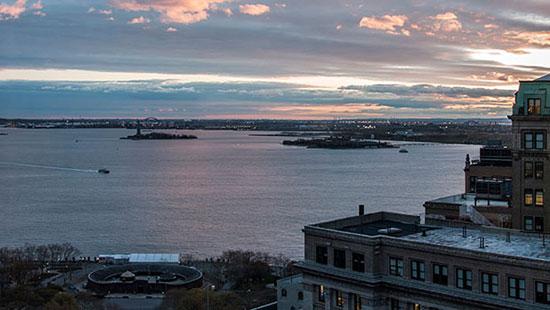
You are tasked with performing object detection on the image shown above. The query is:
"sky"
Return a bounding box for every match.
[1,0,550,119]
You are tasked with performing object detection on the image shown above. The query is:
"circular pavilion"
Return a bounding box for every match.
[87,264,203,295]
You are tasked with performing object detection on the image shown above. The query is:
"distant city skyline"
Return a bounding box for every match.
[1,0,549,119]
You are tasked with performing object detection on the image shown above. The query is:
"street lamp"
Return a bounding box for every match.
[205,284,215,310]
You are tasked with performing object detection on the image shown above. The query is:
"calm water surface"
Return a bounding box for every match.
[0,129,479,259]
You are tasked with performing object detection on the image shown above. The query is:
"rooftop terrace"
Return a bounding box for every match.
[427,193,509,208]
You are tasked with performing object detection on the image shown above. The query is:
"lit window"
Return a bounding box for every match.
[353,294,361,310]
[508,277,525,300]
[318,285,325,302]
[481,272,499,295]
[536,190,544,207]
[525,189,534,206]
[528,98,542,115]
[335,290,344,307]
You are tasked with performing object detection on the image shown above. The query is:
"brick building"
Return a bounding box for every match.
[296,211,550,310]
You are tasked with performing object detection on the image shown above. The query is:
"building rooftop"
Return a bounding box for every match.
[427,193,509,208]
[309,212,550,263]
[535,73,550,81]
[402,226,550,262]
[339,220,429,237]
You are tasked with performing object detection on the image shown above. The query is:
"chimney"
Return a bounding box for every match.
[358,204,365,216]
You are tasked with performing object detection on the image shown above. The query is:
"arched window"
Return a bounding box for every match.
[298,291,304,300]
[281,288,287,297]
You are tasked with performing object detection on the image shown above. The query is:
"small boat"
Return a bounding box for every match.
[98,169,110,174]
[399,148,409,153]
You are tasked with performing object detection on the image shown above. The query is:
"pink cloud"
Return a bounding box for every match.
[359,15,408,35]
[30,0,41,10]
[503,31,550,48]
[0,0,26,20]
[128,16,150,24]
[431,12,462,32]
[239,4,270,16]
[112,0,229,24]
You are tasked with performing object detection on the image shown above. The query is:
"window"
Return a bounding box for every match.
[525,133,534,149]
[536,190,544,207]
[476,181,488,194]
[525,216,534,231]
[525,162,534,178]
[316,246,328,265]
[508,277,525,300]
[433,264,448,285]
[281,289,287,297]
[535,217,544,232]
[481,272,499,295]
[353,294,361,310]
[298,291,303,300]
[525,189,534,206]
[389,257,403,277]
[489,182,501,195]
[528,98,542,115]
[469,176,476,193]
[333,249,346,269]
[456,268,472,290]
[352,252,365,272]
[390,298,401,310]
[335,290,344,307]
[536,133,545,150]
[524,132,545,149]
[318,285,325,302]
[536,281,550,304]
[411,260,425,281]
[536,162,544,179]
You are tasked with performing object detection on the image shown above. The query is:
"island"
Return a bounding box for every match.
[121,131,197,140]
[282,136,397,149]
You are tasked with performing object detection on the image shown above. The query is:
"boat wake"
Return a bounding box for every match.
[0,162,98,173]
